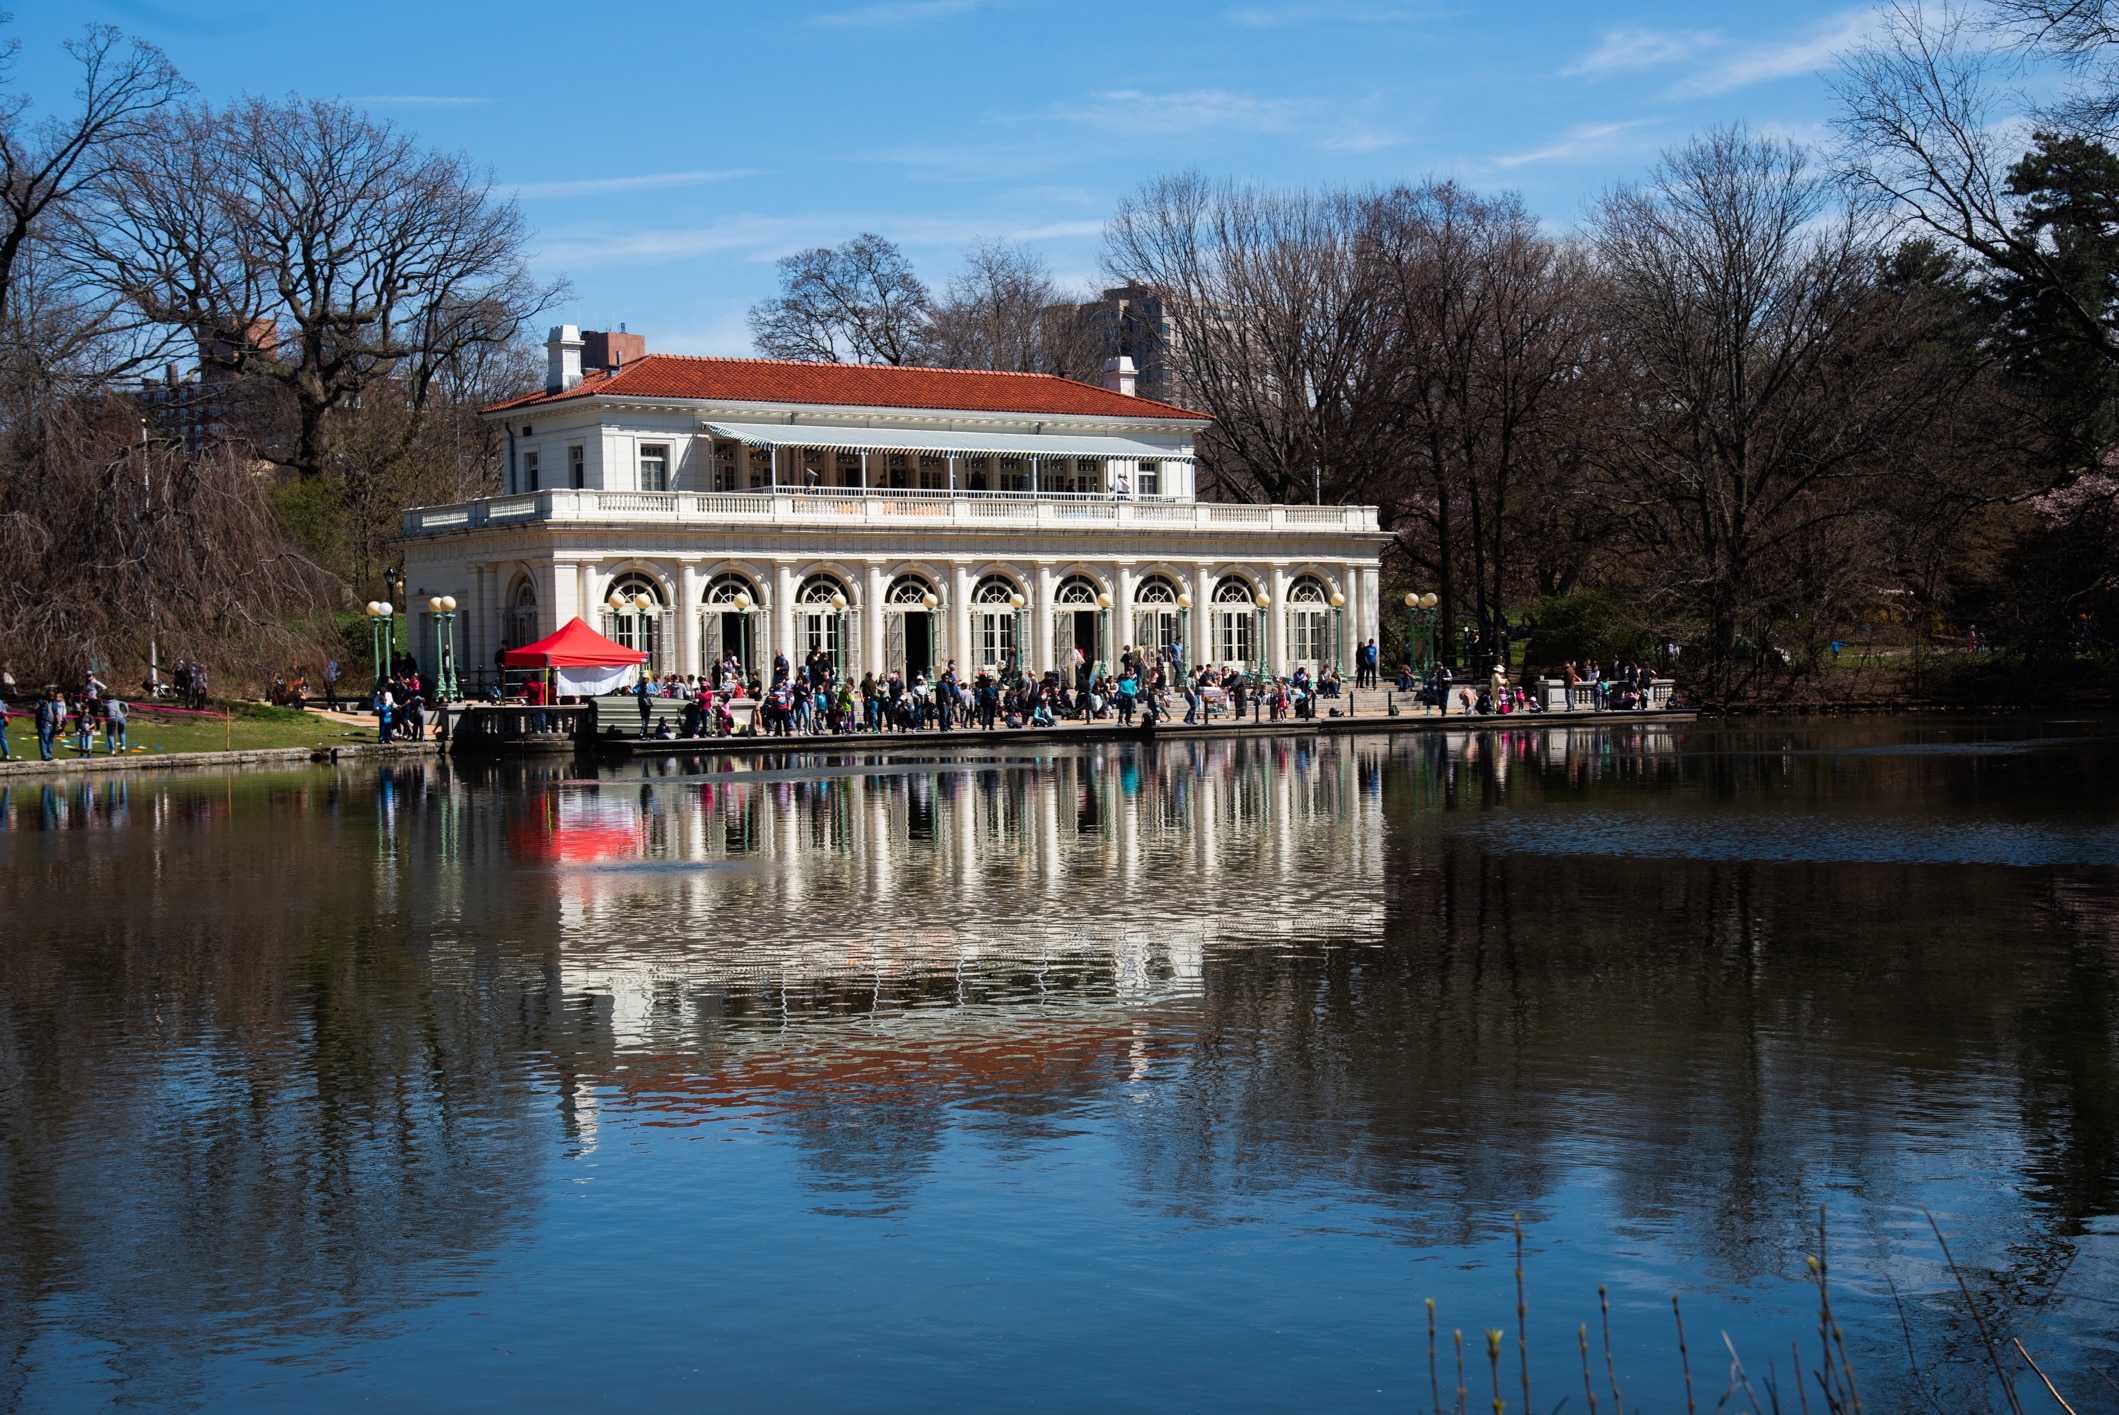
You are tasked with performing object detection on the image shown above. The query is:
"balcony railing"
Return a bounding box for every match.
[401,488,1382,537]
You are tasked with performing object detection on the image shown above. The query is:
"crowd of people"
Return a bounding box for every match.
[0,671,131,761]
[1389,658,1671,715]
[598,644,1374,741]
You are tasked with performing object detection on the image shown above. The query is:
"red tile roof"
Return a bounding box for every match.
[482,354,1208,423]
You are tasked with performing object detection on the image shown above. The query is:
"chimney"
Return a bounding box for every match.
[1102,355,1137,397]
[546,324,584,394]
[581,328,646,373]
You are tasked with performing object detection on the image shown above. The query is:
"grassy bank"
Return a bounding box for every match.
[0,702,373,759]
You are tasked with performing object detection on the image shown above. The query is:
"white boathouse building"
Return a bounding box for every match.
[397,326,1387,687]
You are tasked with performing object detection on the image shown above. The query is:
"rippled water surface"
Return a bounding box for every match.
[2,716,2117,1412]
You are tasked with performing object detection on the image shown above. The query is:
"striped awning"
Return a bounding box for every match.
[700,421,1192,462]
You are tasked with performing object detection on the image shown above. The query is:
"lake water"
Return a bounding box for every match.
[1,717,2115,1412]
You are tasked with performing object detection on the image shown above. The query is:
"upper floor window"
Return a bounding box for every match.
[522,449,540,493]
[568,444,585,488]
[639,443,669,492]
[1138,460,1161,496]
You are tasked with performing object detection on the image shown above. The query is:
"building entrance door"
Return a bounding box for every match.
[904,614,932,678]
[1072,610,1099,675]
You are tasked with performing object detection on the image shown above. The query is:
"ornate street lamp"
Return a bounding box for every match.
[830,591,848,678]
[365,600,394,687]
[921,591,939,678]
[1094,591,1112,676]
[1402,591,1441,676]
[427,595,459,701]
[1176,591,1192,678]
[1330,590,1346,676]
[1008,592,1025,676]
[1253,592,1271,683]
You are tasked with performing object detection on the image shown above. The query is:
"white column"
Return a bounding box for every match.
[864,563,887,676]
[1191,562,1213,668]
[546,561,575,638]
[1034,563,1056,674]
[950,563,972,675]
[772,561,795,675]
[1268,564,1288,677]
[1115,564,1135,662]
[679,562,704,676]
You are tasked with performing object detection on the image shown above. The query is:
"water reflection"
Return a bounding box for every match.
[0,720,2111,1409]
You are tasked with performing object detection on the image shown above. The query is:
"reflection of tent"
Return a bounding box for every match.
[501,617,647,696]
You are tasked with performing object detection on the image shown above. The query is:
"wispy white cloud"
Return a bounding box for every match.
[1490,120,1658,170]
[1564,27,1719,78]
[1322,125,1408,153]
[1671,10,1876,96]
[1062,88,1304,134]
[1225,1,1422,26]
[350,94,493,107]
[810,0,987,27]
[537,211,1099,270]
[511,170,760,199]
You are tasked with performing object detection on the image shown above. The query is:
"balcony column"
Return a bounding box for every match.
[772,561,795,676]
[950,563,972,676]
[1034,563,1056,675]
[864,563,887,677]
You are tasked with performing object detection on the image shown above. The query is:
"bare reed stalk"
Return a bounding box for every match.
[1922,1206,2024,1415]
[1429,1298,1441,1415]
[1600,1284,1625,1415]
[1514,1214,1531,1415]
[1672,1294,1697,1414]
[1793,1339,1812,1415]
[2013,1339,2078,1415]
[1456,1327,1467,1415]
[1580,1324,1598,1415]
[1486,1328,1505,1414]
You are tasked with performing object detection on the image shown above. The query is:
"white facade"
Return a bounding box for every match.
[399,348,1387,689]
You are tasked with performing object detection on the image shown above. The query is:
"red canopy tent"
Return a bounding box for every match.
[500,617,646,698]
[501,617,647,668]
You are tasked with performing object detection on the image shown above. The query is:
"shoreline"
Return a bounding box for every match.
[0,707,1698,782]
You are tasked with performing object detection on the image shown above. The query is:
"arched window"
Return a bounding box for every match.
[505,576,538,649]
[1054,574,1102,606]
[800,574,849,605]
[972,574,1023,671]
[1287,575,1334,674]
[1213,575,1259,669]
[703,572,758,607]
[603,572,666,671]
[888,573,938,605]
[1132,575,1183,662]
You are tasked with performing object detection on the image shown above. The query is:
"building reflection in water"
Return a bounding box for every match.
[0,720,2111,1408]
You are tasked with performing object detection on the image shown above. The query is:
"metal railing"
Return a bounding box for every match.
[403,489,1382,536]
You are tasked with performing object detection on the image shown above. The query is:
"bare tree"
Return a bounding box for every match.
[748,233,930,365]
[1104,172,1386,505]
[1838,2,2119,370]
[0,21,184,335]
[1589,127,1957,694]
[66,95,560,482]
[1365,181,1591,665]
[927,240,1107,380]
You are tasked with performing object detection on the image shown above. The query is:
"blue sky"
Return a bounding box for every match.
[24,1,1907,355]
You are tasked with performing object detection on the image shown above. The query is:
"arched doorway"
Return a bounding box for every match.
[972,574,1022,673]
[885,573,939,678]
[1053,574,1104,678]
[1287,575,1332,675]
[700,572,759,678]
[1214,576,1258,671]
[602,572,668,674]
[798,574,852,677]
[1132,575,1182,665]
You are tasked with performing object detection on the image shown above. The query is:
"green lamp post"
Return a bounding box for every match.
[365,600,394,687]
[426,595,459,700]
